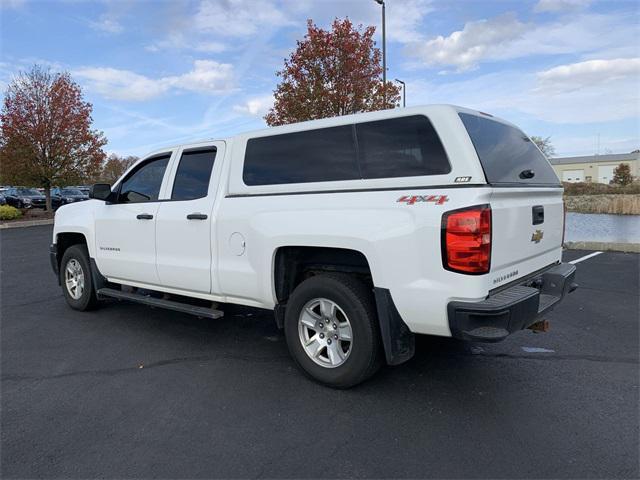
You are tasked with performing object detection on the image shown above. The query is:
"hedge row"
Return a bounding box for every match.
[564,194,640,215]
[562,182,640,196]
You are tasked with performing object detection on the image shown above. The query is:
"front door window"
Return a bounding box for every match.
[118,155,170,203]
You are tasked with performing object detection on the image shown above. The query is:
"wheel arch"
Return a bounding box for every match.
[54,231,89,271]
[272,246,373,306]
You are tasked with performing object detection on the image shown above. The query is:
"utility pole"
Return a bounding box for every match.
[395,79,405,107]
[374,0,386,105]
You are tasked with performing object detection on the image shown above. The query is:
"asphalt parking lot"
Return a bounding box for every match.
[1,225,638,479]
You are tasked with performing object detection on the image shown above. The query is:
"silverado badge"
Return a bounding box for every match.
[531,230,544,244]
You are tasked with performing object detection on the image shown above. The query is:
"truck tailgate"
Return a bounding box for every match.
[489,187,564,284]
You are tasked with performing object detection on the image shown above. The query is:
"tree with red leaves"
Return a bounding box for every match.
[0,65,106,210]
[100,153,138,184]
[265,18,401,127]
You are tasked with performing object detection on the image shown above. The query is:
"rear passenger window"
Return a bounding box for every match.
[171,148,217,200]
[355,115,450,179]
[243,125,359,185]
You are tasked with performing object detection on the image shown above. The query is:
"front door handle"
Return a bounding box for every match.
[186,213,208,220]
[136,213,154,220]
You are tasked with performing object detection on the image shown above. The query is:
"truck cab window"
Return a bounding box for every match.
[118,155,170,203]
[171,149,217,201]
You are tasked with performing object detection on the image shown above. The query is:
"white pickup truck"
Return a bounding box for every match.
[50,105,577,387]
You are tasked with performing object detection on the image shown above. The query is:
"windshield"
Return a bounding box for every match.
[17,188,41,195]
[459,113,560,186]
[61,189,83,195]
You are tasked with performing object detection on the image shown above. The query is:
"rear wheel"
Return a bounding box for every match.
[60,244,98,311]
[284,274,382,388]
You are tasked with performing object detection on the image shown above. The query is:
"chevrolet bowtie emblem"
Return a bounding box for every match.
[531,230,544,243]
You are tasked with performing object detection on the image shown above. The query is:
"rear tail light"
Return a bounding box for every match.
[442,205,491,274]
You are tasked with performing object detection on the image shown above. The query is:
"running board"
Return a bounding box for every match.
[97,288,224,319]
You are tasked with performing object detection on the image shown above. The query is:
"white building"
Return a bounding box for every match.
[550,152,639,184]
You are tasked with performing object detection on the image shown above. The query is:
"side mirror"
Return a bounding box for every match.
[89,183,112,201]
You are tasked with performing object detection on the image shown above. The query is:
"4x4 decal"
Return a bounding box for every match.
[397,195,449,205]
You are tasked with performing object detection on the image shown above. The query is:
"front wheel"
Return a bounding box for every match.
[284,274,383,388]
[59,244,98,311]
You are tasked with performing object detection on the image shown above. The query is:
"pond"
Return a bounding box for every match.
[565,213,640,244]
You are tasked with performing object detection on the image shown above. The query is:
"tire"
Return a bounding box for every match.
[284,274,383,388]
[59,244,98,311]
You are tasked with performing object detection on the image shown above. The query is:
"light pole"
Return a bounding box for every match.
[374,0,386,105]
[395,78,405,107]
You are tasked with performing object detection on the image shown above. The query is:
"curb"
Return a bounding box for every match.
[565,241,640,253]
[0,218,54,230]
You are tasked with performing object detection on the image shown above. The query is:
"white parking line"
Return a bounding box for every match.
[522,346,555,353]
[569,251,603,265]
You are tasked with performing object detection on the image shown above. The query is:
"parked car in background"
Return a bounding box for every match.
[0,187,8,206]
[4,187,46,209]
[52,187,89,207]
[67,185,91,196]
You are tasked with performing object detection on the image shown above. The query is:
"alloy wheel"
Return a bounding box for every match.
[298,298,353,368]
[64,259,85,300]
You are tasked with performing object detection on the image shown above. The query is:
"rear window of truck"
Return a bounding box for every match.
[459,113,560,186]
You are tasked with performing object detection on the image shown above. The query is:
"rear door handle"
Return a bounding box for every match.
[186,213,208,220]
[136,213,154,220]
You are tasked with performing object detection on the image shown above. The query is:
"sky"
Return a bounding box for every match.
[1,0,639,158]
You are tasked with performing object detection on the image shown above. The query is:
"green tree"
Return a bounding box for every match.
[612,163,633,186]
[265,18,401,126]
[531,136,556,158]
[0,65,106,210]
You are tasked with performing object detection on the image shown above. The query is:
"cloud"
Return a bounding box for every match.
[406,56,640,125]
[408,11,637,72]
[194,0,291,37]
[145,0,289,55]
[75,60,235,101]
[193,41,227,53]
[1,0,26,8]
[233,94,274,116]
[408,13,527,71]
[534,0,592,13]
[536,58,640,94]
[89,15,124,34]
[385,0,434,43]
[288,0,433,44]
[145,32,227,54]
[74,68,168,101]
[498,13,636,59]
[171,60,235,93]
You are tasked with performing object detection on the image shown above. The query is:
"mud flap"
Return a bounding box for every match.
[373,287,415,365]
